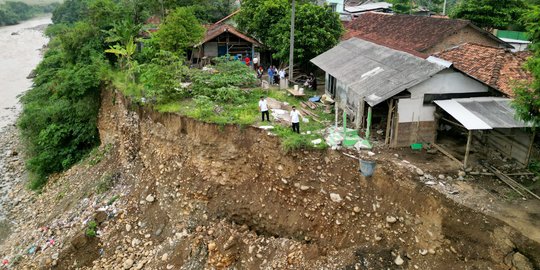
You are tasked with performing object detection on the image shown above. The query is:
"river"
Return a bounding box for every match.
[0,15,51,129]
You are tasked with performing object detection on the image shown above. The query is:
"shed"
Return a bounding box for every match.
[434,97,533,166]
[311,38,491,147]
[192,23,262,65]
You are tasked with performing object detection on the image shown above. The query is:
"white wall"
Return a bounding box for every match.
[398,69,489,123]
[325,0,345,13]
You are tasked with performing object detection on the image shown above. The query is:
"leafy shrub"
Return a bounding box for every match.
[140,50,189,103]
[85,220,98,237]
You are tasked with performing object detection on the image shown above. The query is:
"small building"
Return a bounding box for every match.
[311,38,493,147]
[192,22,262,66]
[496,30,531,52]
[343,12,512,54]
[435,43,532,97]
[345,2,393,15]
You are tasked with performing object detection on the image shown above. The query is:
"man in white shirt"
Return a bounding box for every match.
[253,57,259,70]
[259,96,270,122]
[290,106,302,133]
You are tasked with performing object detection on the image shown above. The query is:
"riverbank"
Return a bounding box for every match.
[0,124,30,244]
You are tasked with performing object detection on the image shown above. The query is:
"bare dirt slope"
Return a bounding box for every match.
[0,88,539,269]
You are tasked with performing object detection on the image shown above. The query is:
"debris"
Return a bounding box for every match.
[145,194,155,202]
[330,193,342,203]
[394,254,404,265]
[386,216,397,224]
[311,139,322,145]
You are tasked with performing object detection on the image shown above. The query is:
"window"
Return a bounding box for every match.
[330,3,337,12]
[328,74,337,97]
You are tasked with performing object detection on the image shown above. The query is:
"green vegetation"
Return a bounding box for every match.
[154,7,205,56]
[0,1,58,26]
[85,220,98,237]
[450,0,527,30]
[237,0,343,67]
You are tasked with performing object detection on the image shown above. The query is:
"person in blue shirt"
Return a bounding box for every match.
[267,66,274,85]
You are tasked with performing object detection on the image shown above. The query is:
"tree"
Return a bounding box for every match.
[513,6,540,127]
[389,0,414,14]
[154,7,205,55]
[450,0,527,30]
[268,3,343,67]
[237,1,343,67]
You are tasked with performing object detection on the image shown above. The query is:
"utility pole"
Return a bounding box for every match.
[288,0,296,84]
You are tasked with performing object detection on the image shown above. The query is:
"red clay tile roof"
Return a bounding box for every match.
[343,12,509,53]
[435,43,532,97]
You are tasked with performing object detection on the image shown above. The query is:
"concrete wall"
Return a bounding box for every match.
[398,69,489,123]
[426,26,502,54]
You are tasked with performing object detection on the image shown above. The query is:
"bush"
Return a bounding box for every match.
[140,51,189,103]
[85,220,98,237]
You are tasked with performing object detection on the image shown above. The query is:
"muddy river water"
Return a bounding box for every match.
[0,15,51,129]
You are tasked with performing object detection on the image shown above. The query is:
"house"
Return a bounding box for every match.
[435,43,532,97]
[496,30,531,52]
[320,0,345,13]
[344,2,393,15]
[311,38,493,147]
[343,12,512,55]
[192,21,262,66]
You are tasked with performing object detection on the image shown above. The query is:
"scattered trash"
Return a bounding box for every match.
[258,126,274,130]
[308,96,321,102]
[27,245,37,255]
[311,139,322,145]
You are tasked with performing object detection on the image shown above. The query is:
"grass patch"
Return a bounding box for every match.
[85,220,98,237]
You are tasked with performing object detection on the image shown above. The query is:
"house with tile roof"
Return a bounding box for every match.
[435,43,532,97]
[343,12,512,55]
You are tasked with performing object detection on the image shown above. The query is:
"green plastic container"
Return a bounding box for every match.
[411,143,422,150]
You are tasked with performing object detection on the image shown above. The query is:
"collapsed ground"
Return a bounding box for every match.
[0,89,538,269]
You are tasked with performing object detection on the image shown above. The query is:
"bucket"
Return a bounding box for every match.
[411,143,422,151]
[360,160,376,177]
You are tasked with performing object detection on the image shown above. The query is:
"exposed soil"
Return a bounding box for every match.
[0,88,539,269]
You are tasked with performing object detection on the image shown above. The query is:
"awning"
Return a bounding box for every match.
[434,97,530,130]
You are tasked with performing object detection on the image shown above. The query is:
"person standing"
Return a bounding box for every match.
[253,56,259,70]
[290,106,302,133]
[259,96,270,122]
[245,55,251,67]
[257,66,264,81]
[267,66,274,85]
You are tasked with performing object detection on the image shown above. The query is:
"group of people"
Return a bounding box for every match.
[256,66,287,85]
[258,96,302,133]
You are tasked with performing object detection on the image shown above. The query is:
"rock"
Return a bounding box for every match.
[126,224,132,232]
[329,193,342,203]
[94,210,108,224]
[70,233,88,250]
[145,194,155,202]
[208,242,217,251]
[438,174,445,180]
[419,249,428,256]
[123,258,134,269]
[425,181,436,185]
[512,252,534,270]
[300,185,309,191]
[416,168,424,176]
[386,216,397,224]
[458,171,466,177]
[277,165,283,171]
[161,253,168,261]
[353,206,361,213]
[394,255,404,266]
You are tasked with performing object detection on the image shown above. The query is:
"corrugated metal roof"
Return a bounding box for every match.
[345,2,392,13]
[311,38,446,106]
[434,97,530,130]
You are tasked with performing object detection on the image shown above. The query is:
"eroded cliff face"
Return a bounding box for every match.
[2,87,538,269]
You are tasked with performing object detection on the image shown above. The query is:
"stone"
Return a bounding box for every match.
[126,224,132,232]
[419,249,428,256]
[300,185,309,191]
[94,211,108,224]
[458,171,466,177]
[161,253,168,261]
[123,258,134,269]
[353,206,361,213]
[394,255,404,266]
[277,165,283,171]
[416,168,424,176]
[386,216,397,224]
[329,193,342,203]
[438,174,445,180]
[145,194,155,202]
[208,242,217,251]
[512,252,534,270]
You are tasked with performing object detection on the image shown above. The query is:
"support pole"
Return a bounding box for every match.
[366,106,372,140]
[385,99,394,145]
[357,97,365,131]
[288,0,296,84]
[463,130,473,169]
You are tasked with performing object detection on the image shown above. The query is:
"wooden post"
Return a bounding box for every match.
[385,99,394,145]
[526,130,536,165]
[393,111,399,147]
[356,97,364,130]
[463,130,473,169]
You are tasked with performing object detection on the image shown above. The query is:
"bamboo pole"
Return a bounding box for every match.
[463,130,473,169]
[385,99,394,145]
